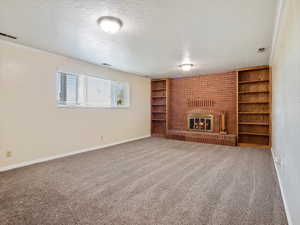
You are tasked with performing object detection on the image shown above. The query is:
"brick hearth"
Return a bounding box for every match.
[167,130,237,146]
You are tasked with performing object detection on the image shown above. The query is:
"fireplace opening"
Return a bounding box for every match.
[188,114,213,132]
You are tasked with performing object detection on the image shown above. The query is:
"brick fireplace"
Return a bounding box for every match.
[167,72,237,146]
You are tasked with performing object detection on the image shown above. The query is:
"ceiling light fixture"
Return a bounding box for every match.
[179,64,194,71]
[97,16,123,34]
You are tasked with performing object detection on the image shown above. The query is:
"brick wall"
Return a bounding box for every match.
[169,72,237,135]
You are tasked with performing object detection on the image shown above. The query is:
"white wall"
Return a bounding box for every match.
[0,40,151,169]
[271,0,300,224]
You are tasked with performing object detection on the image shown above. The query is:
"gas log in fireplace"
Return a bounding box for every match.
[188,113,214,132]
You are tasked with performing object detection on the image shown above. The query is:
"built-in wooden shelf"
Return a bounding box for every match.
[152,133,166,137]
[236,66,271,148]
[236,65,269,72]
[238,112,269,115]
[152,96,166,98]
[239,91,269,94]
[238,79,269,84]
[238,143,270,149]
[239,122,269,125]
[151,79,169,137]
[152,111,166,114]
[152,88,166,91]
[239,101,269,104]
[152,103,166,106]
[152,119,166,121]
[239,132,269,136]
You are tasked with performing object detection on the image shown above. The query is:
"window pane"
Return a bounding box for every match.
[65,75,78,104]
[77,76,85,105]
[57,72,130,108]
[58,73,78,105]
[112,81,129,107]
[86,77,111,107]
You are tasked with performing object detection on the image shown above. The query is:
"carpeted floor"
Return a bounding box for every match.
[0,137,287,225]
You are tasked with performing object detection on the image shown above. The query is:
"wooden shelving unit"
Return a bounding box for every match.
[239,122,269,125]
[152,103,166,106]
[236,66,271,148]
[151,79,170,137]
[152,111,166,113]
[239,132,270,136]
[238,91,269,94]
[238,79,269,84]
[238,112,269,115]
[239,101,269,104]
[152,96,166,98]
[152,88,166,91]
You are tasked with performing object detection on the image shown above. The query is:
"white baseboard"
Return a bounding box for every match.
[271,148,293,225]
[0,135,150,173]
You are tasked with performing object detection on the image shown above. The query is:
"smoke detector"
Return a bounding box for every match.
[101,63,112,67]
[257,47,266,53]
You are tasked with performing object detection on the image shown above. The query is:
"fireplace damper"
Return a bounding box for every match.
[188,114,214,132]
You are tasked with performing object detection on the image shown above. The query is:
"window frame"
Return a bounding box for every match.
[56,71,130,109]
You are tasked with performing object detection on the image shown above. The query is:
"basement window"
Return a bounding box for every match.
[56,72,130,108]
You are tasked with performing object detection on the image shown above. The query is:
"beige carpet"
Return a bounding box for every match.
[0,137,287,225]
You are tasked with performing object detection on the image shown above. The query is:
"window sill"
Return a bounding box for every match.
[57,104,130,109]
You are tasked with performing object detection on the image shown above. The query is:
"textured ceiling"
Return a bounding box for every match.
[0,0,277,77]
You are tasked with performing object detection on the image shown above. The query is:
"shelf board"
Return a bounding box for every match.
[152,96,166,98]
[238,143,270,149]
[236,65,269,72]
[239,122,269,126]
[238,101,269,104]
[152,111,166,114]
[152,133,166,137]
[238,79,269,84]
[152,88,166,91]
[152,79,166,82]
[239,132,269,136]
[152,104,166,106]
[152,119,166,121]
[238,90,269,94]
[238,112,269,115]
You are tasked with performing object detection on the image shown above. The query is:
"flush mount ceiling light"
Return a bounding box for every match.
[179,64,194,71]
[97,16,123,34]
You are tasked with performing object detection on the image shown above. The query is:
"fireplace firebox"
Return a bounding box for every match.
[188,114,213,132]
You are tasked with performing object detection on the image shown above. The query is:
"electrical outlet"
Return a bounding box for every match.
[100,136,103,141]
[6,151,12,158]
